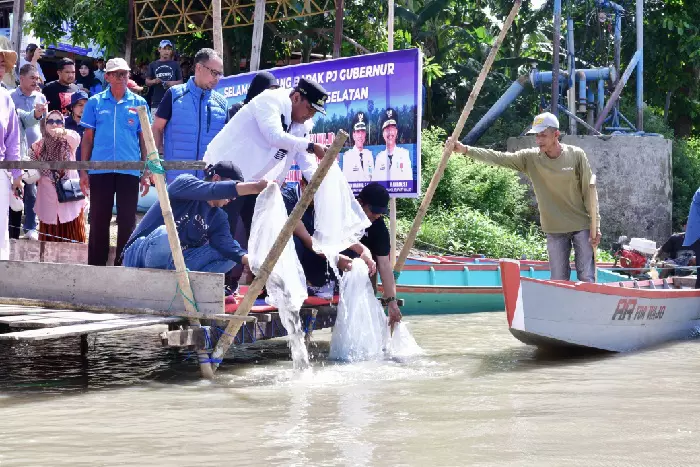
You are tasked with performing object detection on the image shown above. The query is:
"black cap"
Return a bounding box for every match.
[70,90,89,108]
[296,77,329,115]
[26,43,39,53]
[205,162,244,183]
[358,182,390,215]
[352,111,367,131]
[245,71,279,104]
[381,107,398,130]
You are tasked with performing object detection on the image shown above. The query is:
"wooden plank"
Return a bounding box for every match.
[0,161,206,170]
[0,316,183,341]
[2,312,123,329]
[0,261,224,315]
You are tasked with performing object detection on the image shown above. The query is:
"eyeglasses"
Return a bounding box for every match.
[46,118,64,125]
[199,63,223,79]
[109,71,129,78]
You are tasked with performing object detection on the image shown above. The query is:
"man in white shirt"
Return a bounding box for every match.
[18,44,45,86]
[204,77,329,236]
[373,107,412,181]
[342,111,374,182]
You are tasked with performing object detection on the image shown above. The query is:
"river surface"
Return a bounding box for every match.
[2,312,700,467]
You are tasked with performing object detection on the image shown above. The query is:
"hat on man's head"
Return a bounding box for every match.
[296,77,329,115]
[70,90,89,108]
[381,107,398,130]
[159,40,173,49]
[526,112,559,134]
[205,161,244,183]
[105,57,130,73]
[352,111,367,131]
[358,182,390,215]
[26,43,39,53]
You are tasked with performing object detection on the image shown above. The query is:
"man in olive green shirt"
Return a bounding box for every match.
[450,112,601,282]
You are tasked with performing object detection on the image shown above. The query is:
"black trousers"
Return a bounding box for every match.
[8,209,21,239]
[692,239,700,289]
[87,173,139,266]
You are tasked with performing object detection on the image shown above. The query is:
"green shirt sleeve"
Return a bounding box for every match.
[577,149,601,229]
[465,146,530,173]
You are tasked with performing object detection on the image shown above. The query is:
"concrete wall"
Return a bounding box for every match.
[506,135,673,244]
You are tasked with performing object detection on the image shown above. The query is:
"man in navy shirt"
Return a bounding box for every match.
[64,90,87,161]
[123,162,267,273]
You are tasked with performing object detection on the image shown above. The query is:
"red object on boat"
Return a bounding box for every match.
[617,249,647,275]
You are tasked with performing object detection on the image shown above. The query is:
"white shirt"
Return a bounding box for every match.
[373,146,412,181]
[342,147,374,182]
[204,87,317,184]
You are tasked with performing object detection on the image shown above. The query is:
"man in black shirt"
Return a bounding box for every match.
[652,221,696,277]
[42,58,78,115]
[282,181,401,325]
[145,40,182,118]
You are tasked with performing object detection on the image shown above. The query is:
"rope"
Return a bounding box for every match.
[143,152,165,177]
[8,224,80,243]
[167,281,200,314]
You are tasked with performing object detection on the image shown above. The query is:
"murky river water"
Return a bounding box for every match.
[2,312,700,467]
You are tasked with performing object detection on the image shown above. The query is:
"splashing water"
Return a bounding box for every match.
[329,259,423,362]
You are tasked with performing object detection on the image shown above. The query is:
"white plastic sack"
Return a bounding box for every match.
[249,183,310,369]
[312,163,371,276]
[329,258,388,361]
[386,322,424,360]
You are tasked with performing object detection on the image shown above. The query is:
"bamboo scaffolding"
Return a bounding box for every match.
[208,130,349,372]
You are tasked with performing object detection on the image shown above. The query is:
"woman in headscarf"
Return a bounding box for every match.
[76,61,103,96]
[29,110,86,243]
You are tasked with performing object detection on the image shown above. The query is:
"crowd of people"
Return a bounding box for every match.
[0,40,403,323]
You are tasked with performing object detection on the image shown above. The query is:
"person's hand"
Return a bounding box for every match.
[590,229,601,248]
[312,143,327,160]
[33,102,46,119]
[11,176,23,198]
[241,254,249,266]
[139,175,150,197]
[337,255,353,273]
[446,136,467,155]
[79,171,90,197]
[49,127,67,138]
[387,300,402,327]
[360,252,376,275]
[154,78,162,84]
[255,179,269,193]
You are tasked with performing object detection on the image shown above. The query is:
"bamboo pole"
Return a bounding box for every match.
[393,0,522,278]
[0,161,205,170]
[136,106,214,379]
[589,174,599,282]
[209,130,349,371]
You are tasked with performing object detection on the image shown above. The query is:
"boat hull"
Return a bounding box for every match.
[500,259,700,352]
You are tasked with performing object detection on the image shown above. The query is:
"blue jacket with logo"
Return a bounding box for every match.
[163,78,228,182]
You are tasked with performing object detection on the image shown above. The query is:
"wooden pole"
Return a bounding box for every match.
[393,0,522,277]
[0,161,205,170]
[388,0,397,267]
[125,0,135,65]
[212,0,224,56]
[332,0,344,58]
[589,174,599,282]
[209,130,349,371]
[136,106,214,379]
[249,0,266,71]
[10,0,25,59]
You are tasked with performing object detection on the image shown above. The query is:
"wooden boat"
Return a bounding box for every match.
[382,256,623,315]
[499,259,700,352]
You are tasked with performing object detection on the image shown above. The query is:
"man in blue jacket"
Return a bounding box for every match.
[151,47,227,183]
[122,162,267,273]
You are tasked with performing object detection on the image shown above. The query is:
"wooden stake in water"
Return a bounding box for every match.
[136,106,215,379]
[392,0,522,278]
[209,130,350,372]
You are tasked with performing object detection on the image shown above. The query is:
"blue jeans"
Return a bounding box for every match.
[123,225,236,273]
[23,183,37,233]
[546,229,595,282]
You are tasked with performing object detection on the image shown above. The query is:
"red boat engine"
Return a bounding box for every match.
[617,249,647,275]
